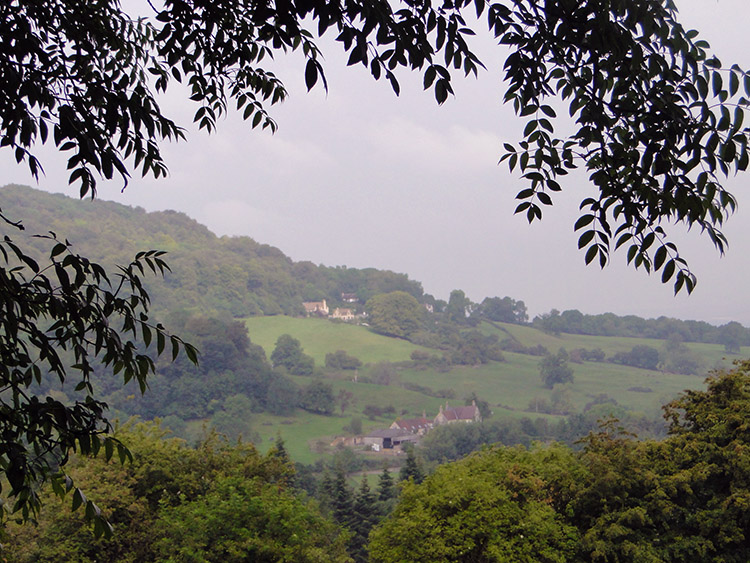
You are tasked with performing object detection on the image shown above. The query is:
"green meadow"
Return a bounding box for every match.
[244,315,424,364]
[229,316,744,462]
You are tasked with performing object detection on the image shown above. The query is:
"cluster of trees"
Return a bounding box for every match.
[326,350,363,371]
[568,347,606,363]
[365,291,426,339]
[660,337,706,376]
[32,319,348,444]
[95,316,299,428]
[271,334,316,375]
[316,466,401,562]
[2,423,350,562]
[512,340,704,377]
[426,290,529,327]
[306,264,424,309]
[606,340,704,376]
[365,291,506,365]
[609,345,660,370]
[534,308,749,350]
[371,365,750,561]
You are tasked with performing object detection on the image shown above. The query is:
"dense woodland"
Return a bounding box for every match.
[0,185,425,318]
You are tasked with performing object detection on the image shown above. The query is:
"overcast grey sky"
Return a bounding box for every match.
[3,0,750,324]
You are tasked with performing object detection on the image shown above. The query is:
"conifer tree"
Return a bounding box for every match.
[331,466,355,530]
[268,434,289,461]
[376,465,396,503]
[399,446,425,484]
[317,470,335,516]
[351,476,378,562]
[267,434,295,487]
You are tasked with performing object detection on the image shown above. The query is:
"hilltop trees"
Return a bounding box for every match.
[718,321,747,353]
[445,290,474,325]
[476,296,529,324]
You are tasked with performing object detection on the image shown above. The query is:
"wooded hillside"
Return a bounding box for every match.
[0,184,425,318]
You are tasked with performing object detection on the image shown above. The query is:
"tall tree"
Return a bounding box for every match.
[365,291,425,339]
[376,465,396,504]
[399,446,425,485]
[350,476,378,562]
[539,348,574,389]
[330,466,355,531]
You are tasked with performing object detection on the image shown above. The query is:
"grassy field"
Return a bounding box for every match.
[232,316,742,463]
[485,320,746,368]
[396,353,696,415]
[244,316,424,364]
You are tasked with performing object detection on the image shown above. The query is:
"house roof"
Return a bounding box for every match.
[440,405,479,421]
[303,300,327,312]
[365,428,414,440]
[392,417,432,433]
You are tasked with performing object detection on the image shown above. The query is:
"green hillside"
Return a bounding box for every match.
[229,316,735,462]
[0,184,427,319]
[4,184,745,465]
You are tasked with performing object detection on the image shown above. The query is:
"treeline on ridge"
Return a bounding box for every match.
[533,308,749,350]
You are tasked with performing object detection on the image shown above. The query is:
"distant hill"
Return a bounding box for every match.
[4,184,746,464]
[0,184,426,318]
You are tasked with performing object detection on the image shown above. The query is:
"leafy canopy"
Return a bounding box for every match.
[3,1,750,290]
